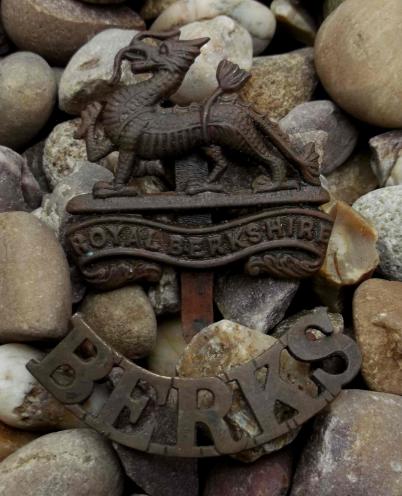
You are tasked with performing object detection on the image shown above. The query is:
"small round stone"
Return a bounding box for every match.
[353,186,402,281]
[1,0,145,65]
[79,286,157,359]
[0,212,72,342]
[0,52,56,150]
[172,16,253,105]
[354,278,402,395]
[315,0,402,127]
[0,429,125,496]
[141,0,177,20]
[152,0,276,55]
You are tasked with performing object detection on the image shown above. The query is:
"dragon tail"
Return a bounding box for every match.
[253,114,321,186]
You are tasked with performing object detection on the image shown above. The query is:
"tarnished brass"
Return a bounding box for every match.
[27,309,361,457]
[25,30,362,457]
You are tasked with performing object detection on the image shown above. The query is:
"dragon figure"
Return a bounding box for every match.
[75,29,320,197]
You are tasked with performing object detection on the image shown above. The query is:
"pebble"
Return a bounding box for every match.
[141,0,177,20]
[115,443,198,496]
[280,100,358,174]
[148,267,180,316]
[152,0,276,55]
[0,52,56,150]
[0,343,77,430]
[59,28,145,115]
[0,421,37,462]
[1,0,145,65]
[316,201,379,288]
[369,131,402,187]
[315,0,402,127]
[323,0,345,18]
[43,119,88,187]
[34,162,113,236]
[177,319,318,462]
[353,186,402,281]
[214,272,299,333]
[22,141,50,193]
[0,429,125,496]
[172,16,253,105]
[204,448,293,496]
[79,285,157,359]
[240,48,317,120]
[271,0,316,45]
[324,150,378,205]
[147,318,186,377]
[0,146,43,212]
[353,278,402,395]
[0,212,71,342]
[290,390,402,496]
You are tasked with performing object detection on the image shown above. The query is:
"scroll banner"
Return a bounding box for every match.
[67,208,332,275]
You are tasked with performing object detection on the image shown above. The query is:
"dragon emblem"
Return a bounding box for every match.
[75,29,320,197]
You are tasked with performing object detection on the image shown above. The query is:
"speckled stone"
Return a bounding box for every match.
[172,16,253,105]
[0,52,56,150]
[148,267,180,316]
[80,286,157,359]
[178,319,318,462]
[0,429,125,496]
[290,390,402,496]
[0,212,71,342]
[240,48,317,120]
[1,0,145,65]
[353,186,402,281]
[315,0,402,127]
[354,279,402,395]
[34,162,113,236]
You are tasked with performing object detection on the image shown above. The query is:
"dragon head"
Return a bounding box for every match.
[109,29,210,85]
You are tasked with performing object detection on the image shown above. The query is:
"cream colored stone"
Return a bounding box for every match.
[152,0,276,55]
[318,201,379,287]
[172,16,253,105]
[315,0,402,127]
[147,318,187,377]
[0,212,71,342]
[353,279,402,395]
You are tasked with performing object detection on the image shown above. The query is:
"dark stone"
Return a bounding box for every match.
[215,272,299,333]
[203,448,293,496]
[22,141,50,193]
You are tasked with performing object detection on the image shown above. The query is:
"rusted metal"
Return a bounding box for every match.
[27,309,361,457]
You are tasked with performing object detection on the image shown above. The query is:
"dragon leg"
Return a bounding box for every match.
[93,150,139,198]
[204,145,230,183]
[75,102,115,163]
